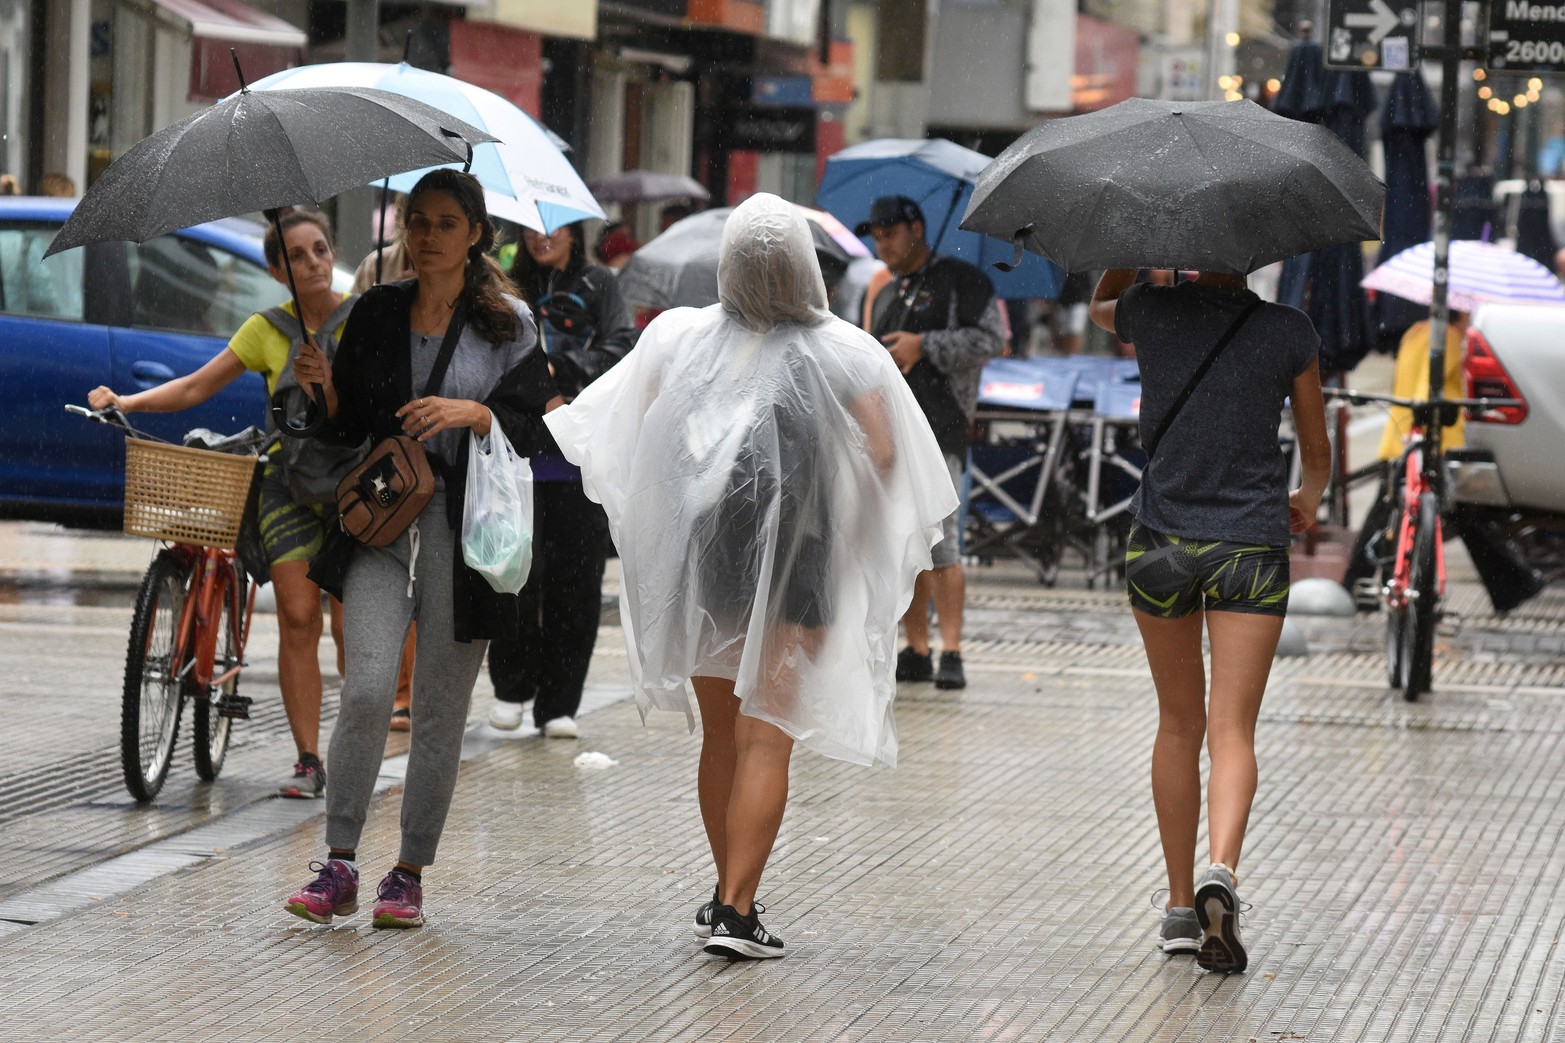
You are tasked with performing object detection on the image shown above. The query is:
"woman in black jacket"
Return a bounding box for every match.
[283,170,558,929]
[484,222,637,738]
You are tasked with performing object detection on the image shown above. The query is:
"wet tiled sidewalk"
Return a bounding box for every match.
[2,528,1565,1040]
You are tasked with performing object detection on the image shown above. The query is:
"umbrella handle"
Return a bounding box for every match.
[994,226,1034,273]
[271,383,329,439]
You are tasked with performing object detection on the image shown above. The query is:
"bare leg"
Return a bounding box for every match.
[932,563,966,653]
[328,596,345,680]
[693,675,738,895]
[270,560,323,758]
[693,675,794,917]
[901,570,934,655]
[1203,610,1283,874]
[1133,608,1207,908]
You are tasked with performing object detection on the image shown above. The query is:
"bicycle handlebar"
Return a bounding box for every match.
[64,404,268,455]
[1322,387,1522,411]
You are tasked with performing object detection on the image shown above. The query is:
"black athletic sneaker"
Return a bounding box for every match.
[934,651,967,690]
[703,903,785,960]
[895,646,933,682]
[694,886,718,940]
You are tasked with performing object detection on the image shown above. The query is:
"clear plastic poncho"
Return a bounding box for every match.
[545,193,957,766]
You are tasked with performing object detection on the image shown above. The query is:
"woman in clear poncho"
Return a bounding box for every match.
[545,193,955,959]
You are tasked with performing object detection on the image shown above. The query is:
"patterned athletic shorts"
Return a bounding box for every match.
[256,463,330,566]
[1124,522,1291,619]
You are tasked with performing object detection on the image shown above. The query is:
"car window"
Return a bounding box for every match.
[0,223,84,320]
[126,235,282,338]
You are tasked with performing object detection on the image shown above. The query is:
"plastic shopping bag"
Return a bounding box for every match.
[461,424,533,594]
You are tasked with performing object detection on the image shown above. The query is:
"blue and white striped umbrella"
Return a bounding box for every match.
[245,63,604,233]
[1362,239,1565,311]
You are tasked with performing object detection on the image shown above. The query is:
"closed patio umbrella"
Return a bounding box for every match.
[1374,71,1439,346]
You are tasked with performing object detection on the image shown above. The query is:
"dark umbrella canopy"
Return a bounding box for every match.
[587,169,710,205]
[46,86,495,257]
[618,207,854,311]
[1374,71,1438,342]
[961,97,1383,274]
[1272,38,1331,122]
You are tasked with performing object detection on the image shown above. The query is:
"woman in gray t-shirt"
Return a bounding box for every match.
[1091,268,1331,974]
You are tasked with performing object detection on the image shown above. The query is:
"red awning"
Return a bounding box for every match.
[142,0,308,101]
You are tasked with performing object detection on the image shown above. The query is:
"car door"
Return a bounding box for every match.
[0,218,120,514]
[108,231,272,452]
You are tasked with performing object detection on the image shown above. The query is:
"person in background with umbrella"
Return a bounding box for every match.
[1090,268,1331,973]
[861,195,1006,691]
[542,193,956,959]
[484,222,637,738]
[285,170,559,929]
[88,209,354,800]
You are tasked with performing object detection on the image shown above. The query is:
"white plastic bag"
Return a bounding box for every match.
[462,423,533,594]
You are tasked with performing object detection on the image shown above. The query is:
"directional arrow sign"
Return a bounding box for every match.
[1325,0,1419,69]
[1344,0,1400,43]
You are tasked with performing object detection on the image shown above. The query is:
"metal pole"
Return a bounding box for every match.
[1425,0,1461,437]
[336,0,380,269]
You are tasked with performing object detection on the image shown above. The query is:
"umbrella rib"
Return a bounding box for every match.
[243,97,318,206]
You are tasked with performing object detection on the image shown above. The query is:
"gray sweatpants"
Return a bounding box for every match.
[326,494,488,866]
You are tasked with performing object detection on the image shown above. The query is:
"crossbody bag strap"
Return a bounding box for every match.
[1144,299,1262,461]
[420,301,468,400]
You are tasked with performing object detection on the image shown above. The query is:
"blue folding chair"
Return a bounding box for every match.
[968,358,1080,584]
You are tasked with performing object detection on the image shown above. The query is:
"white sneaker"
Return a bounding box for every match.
[542,716,579,739]
[488,701,527,730]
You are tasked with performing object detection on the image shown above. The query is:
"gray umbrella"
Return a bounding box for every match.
[45,84,494,259]
[960,97,1384,274]
[586,169,710,205]
[618,207,852,311]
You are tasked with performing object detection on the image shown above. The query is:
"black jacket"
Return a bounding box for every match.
[307,280,558,642]
[518,260,637,400]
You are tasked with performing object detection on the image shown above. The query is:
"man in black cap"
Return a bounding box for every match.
[859,194,1006,690]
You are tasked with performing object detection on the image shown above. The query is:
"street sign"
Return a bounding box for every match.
[1325,0,1420,69]
[1489,2,1565,73]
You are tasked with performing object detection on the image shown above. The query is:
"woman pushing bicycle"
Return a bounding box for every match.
[282,169,558,929]
[89,209,355,800]
[1091,268,1331,974]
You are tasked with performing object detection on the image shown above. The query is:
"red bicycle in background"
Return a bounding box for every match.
[68,405,266,801]
[1325,388,1520,702]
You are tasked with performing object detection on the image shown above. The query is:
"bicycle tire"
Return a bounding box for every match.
[1381,502,1406,689]
[122,550,190,803]
[192,557,242,781]
[1400,491,1440,702]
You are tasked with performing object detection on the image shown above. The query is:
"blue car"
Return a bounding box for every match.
[1,197,354,526]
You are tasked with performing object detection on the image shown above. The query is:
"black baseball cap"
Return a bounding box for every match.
[854,195,925,236]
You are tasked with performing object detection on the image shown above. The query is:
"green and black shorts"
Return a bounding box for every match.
[1125,522,1290,619]
[255,462,331,566]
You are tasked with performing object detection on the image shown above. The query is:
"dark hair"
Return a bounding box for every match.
[263,209,334,269]
[406,169,519,345]
[508,222,585,308]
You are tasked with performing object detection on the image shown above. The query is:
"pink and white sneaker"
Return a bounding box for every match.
[284,859,358,924]
[372,868,425,929]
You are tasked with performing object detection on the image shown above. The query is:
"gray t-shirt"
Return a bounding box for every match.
[1116,282,1318,546]
[410,295,537,481]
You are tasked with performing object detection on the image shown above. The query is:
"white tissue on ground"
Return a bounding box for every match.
[573,751,619,770]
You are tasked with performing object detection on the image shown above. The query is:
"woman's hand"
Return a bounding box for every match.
[293,336,339,419]
[87,386,126,413]
[1288,488,1320,535]
[397,397,490,442]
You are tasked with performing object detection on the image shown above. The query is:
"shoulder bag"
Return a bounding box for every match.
[335,304,466,547]
[1142,299,1262,462]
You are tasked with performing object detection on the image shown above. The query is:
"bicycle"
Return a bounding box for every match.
[1324,388,1520,702]
[66,405,267,801]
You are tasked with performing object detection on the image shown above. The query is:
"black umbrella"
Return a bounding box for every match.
[1277,63,1377,374]
[46,60,495,434]
[960,97,1383,274]
[617,206,862,311]
[1272,37,1331,123]
[1374,71,1438,344]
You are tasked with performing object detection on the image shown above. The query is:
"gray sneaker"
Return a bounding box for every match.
[1194,864,1246,972]
[279,755,325,799]
[1157,906,1200,954]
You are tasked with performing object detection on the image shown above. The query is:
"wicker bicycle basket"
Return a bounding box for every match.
[122,438,258,549]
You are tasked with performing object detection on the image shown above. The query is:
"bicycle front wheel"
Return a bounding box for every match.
[1399,491,1440,702]
[122,550,191,802]
[192,557,243,781]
